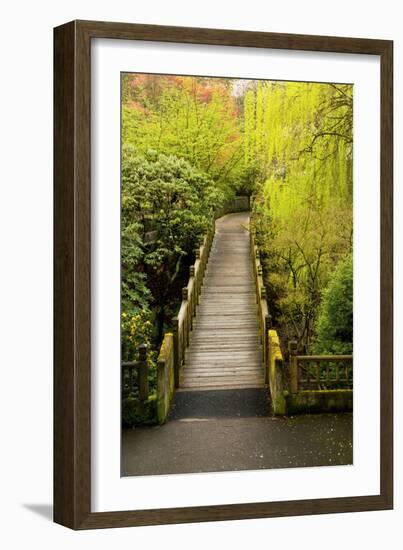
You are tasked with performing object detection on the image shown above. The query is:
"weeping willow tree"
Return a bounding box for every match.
[247,80,353,350]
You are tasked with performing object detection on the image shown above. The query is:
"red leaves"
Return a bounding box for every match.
[127,100,148,114]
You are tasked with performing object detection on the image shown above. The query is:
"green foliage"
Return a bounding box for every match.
[122,74,243,196]
[122,145,223,267]
[248,81,353,351]
[121,75,240,425]
[121,146,224,354]
[120,73,354,422]
[122,394,157,428]
[313,254,353,354]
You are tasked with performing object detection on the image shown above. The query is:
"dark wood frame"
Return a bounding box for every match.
[54,20,393,530]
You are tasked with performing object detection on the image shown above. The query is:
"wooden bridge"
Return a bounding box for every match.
[122,205,353,474]
[180,212,265,390]
[123,202,353,424]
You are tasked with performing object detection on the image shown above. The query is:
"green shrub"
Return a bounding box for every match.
[122,394,157,428]
[313,254,353,354]
[122,147,225,345]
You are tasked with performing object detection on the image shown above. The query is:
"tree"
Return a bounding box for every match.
[121,146,224,342]
[121,74,243,197]
[121,74,354,358]
[248,81,353,349]
[313,254,353,354]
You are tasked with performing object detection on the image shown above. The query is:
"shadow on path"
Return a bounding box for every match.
[169,388,270,419]
[122,388,353,477]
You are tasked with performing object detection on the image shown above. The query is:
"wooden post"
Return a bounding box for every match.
[138,343,148,401]
[274,357,286,415]
[195,248,202,278]
[195,264,201,305]
[289,340,298,394]
[189,265,196,316]
[264,314,270,382]
[156,357,164,401]
[172,317,180,388]
[182,287,190,346]
[190,265,198,307]
[267,312,272,328]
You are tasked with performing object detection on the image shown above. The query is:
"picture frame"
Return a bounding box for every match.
[54,20,393,529]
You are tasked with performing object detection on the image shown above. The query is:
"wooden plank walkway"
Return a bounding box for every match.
[180,212,265,390]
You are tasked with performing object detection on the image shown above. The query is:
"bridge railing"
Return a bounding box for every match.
[121,343,149,401]
[125,197,251,424]
[288,341,353,393]
[122,221,213,424]
[172,218,215,387]
[156,333,176,423]
[121,337,178,425]
[250,230,286,414]
[250,229,271,381]
[171,197,250,388]
[284,342,353,413]
[214,196,250,218]
[267,330,287,414]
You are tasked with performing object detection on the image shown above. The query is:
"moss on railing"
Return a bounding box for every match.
[268,330,287,415]
[284,389,353,414]
[156,333,175,424]
[250,229,271,378]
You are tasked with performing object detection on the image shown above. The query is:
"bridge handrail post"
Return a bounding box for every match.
[172,316,180,388]
[289,340,299,394]
[195,248,201,280]
[182,287,190,347]
[250,228,273,384]
[268,329,287,415]
[189,265,196,318]
[138,343,149,401]
[263,313,270,382]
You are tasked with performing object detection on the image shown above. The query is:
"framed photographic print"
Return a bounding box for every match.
[54,20,393,529]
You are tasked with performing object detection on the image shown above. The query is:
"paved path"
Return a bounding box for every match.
[180,212,264,390]
[122,389,353,476]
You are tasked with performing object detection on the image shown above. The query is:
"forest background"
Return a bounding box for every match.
[121,73,353,399]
